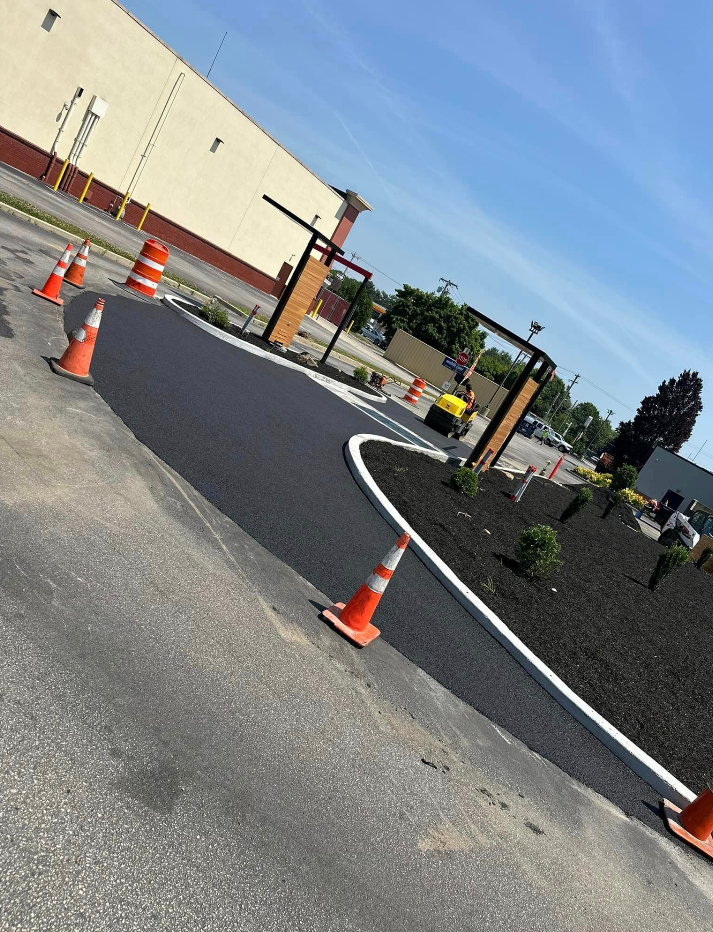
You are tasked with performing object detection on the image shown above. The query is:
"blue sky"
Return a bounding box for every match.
[126,0,713,460]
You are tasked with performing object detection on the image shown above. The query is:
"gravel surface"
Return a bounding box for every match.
[363,442,712,792]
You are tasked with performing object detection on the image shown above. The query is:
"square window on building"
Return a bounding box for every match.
[42,9,60,31]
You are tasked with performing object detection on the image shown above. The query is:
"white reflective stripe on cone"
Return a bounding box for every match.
[74,257,87,267]
[56,268,67,278]
[381,544,406,571]
[73,327,87,343]
[84,307,102,328]
[366,572,389,594]
[136,254,166,272]
[128,270,158,289]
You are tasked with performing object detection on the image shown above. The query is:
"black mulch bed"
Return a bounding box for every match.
[362,441,712,792]
[234,328,381,397]
[178,300,382,398]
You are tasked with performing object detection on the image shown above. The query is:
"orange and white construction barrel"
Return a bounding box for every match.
[403,376,427,406]
[125,238,169,298]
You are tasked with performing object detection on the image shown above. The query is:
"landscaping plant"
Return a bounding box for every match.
[515,525,562,579]
[199,301,230,330]
[560,487,593,523]
[696,546,713,571]
[449,467,479,498]
[573,467,611,488]
[353,365,369,384]
[610,464,638,493]
[601,490,622,520]
[649,543,689,591]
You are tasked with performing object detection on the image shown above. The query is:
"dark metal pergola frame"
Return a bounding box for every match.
[261,195,344,344]
[463,307,556,468]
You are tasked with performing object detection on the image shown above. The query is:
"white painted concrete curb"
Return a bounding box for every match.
[346,433,695,808]
[162,294,387,405]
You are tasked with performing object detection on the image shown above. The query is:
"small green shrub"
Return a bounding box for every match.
[611,464,638,493]
[353,365,369,384]
[560,487,593,523]
[649,544,689,591]
[449,467,479,498]
[601,490,623,520]
[198,301,230,330]
[696,546,713,570]
[573,466,611,487]
[516,525,562,579]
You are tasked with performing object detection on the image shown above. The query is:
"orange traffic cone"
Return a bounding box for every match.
[33,243,73,305]
[50,298,104,386]
[662,784,713,860]
[65,238,90,288]
[321,533,410,646]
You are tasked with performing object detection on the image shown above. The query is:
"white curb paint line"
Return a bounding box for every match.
[162,294,387,405]
[346,433,695,808]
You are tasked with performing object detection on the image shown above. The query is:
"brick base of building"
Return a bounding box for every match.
[0,125,278,295]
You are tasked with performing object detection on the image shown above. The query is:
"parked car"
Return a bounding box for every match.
[532,424,572,453]
[517,415,538,437]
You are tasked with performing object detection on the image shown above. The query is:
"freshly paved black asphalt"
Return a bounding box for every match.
[63,291,662,828]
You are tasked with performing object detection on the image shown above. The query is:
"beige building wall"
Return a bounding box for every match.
[0,0,347,277]
[385,330,508,412]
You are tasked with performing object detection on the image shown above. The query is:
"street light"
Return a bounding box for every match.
[484,320,546,408]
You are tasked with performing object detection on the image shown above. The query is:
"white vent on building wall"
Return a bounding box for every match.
[210,138,224,153]
[42,9,60,32]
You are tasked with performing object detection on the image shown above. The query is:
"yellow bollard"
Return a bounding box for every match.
[346,321,353,333]
[115,190,131,221]
[311,298,323,320]
[52,158,70,192]
[77,172,93,204]
[136,202,151,232]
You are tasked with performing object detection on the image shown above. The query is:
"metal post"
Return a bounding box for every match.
[137,202,151,231]
[52,159,70,192]
[115,190,130,221]
[548,454,565,480]
[77,172,93,204]
[473,449,494,475]
[511,465,537,502]
[263,232,318,343]
[320,276,369,366]
[239,304,260,336]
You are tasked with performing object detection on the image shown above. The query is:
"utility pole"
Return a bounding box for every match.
[549,373,580,423]
[438,278,458,298]
[588,409,614,457]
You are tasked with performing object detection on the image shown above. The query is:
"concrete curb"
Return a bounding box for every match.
[0,200,213,305]
[345,433,695,808]
[162,294,387,405]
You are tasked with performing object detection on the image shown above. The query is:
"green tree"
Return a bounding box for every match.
[613,370,704,469]
[475,347,513,383]
[531,374,569,420]
[338,275,375,332]
[382,285,484,358]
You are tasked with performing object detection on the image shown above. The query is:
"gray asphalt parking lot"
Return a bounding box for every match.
[2,211,712,929]
[59,282,666,831]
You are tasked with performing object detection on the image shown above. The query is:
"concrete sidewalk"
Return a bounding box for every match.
[0,216,711,929]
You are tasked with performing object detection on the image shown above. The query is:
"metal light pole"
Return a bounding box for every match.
[484,320,544,411]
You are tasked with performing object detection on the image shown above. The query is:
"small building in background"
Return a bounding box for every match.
[637,446,713,511]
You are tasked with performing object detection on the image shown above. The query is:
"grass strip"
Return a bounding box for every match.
[0,188,202,293]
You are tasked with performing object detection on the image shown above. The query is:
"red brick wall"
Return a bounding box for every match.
[0,124,277,294]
